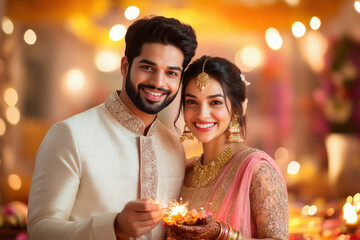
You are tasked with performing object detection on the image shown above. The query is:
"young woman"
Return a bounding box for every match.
[169,56,288,240]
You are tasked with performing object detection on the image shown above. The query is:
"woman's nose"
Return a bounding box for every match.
[198,104,210,119]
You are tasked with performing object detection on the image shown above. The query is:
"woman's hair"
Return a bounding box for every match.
[175,55,248,139]
[125,15,197,72]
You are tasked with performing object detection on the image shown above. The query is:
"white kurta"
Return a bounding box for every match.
[27,91,186,240]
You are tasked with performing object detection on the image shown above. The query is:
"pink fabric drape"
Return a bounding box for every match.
[205,149,287,237]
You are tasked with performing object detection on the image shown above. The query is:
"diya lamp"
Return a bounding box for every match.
[163,199,212,226]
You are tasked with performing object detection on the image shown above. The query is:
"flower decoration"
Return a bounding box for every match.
[0,201,28,229]
[315,36,360,136]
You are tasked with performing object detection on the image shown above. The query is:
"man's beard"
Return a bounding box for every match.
[125,73,178,115]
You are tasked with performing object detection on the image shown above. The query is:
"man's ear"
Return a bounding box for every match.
[120,56,129,77]
[242,98,248,116]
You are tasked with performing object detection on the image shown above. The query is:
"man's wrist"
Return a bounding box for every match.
[114,213,130,240]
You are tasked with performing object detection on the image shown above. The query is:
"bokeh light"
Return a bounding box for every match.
[8,174,22,191]
[2,17,14,34]
[109,24,126,41]
[95,51,121,72]
[65,69,85,92]
[300,31,328,72]
[124,6,140,20]
[6,106,21,125]
[0,118,6,136]
[235,45,263,72]
[310,16,321,30]
[24,29,37,45]
[4,88,19,106]
[355,0,360,13]
[265,27,283,50]
[287,161,300,175]
[292,21,306,38]
[284,0,300,6]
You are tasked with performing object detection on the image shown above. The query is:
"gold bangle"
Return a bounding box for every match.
[215,221,223,240]
[227,224,234,240]
[237,231,242,240]
[233,230,238,240]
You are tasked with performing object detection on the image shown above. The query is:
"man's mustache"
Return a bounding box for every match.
[138,84,171,94]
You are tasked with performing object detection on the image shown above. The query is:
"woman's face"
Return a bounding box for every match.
[184,77,232,144]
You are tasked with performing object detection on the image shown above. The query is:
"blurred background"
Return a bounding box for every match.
[0,0,360,238]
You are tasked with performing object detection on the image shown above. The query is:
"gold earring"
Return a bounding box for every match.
[180,124,195,142]
[227,114,244,143]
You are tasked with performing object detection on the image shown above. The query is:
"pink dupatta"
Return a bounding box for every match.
[205,149,287,237]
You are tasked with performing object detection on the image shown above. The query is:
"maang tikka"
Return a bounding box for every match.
[196,58,210,92]
[227,114,244,143]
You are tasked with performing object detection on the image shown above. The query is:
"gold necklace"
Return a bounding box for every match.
[192,147,234,188]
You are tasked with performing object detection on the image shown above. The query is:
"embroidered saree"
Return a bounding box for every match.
[181,149,288,239]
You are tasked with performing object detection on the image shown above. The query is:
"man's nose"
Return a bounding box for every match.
[149,71,165,88]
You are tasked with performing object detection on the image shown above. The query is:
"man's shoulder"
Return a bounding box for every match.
[64,103,106,124]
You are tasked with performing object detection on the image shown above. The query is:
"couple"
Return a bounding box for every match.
[27,15,288,240]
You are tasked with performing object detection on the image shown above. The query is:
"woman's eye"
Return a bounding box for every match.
[211,100,223,105]
[186,100,197,105]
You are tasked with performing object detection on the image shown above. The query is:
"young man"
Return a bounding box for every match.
[27,16,197,240]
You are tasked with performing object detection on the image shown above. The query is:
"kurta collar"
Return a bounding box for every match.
[105,90,158,136]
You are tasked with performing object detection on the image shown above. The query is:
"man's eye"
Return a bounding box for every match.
[142,65,153,70]
[167,71,178,77]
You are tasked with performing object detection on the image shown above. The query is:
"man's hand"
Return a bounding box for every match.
[167,219,220,240]
[114,199,164,239]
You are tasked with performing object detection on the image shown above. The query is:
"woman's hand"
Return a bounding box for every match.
[167,219,220,240]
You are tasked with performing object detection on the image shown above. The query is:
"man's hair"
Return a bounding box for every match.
[124,15,197,71]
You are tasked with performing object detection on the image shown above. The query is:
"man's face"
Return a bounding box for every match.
[122,43,184,115]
